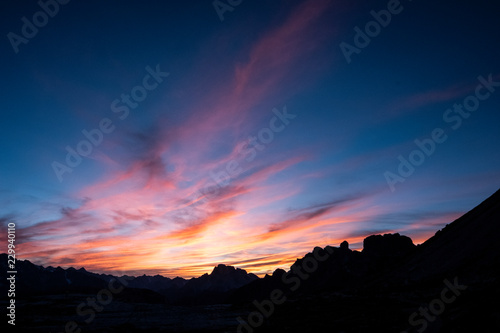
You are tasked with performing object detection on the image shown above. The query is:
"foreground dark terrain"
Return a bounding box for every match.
[2,189,500,332]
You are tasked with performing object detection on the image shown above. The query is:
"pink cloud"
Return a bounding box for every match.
[13,0,374,278]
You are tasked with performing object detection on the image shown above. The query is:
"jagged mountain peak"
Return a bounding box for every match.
[210,264,249,276]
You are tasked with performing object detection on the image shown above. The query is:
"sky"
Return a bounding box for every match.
[0,0,499,278]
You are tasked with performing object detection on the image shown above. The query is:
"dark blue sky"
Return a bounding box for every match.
[0,0,499,277]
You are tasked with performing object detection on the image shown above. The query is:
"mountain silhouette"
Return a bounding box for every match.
[1,188,499,332]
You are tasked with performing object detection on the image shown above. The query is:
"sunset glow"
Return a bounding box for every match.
[1,0,499,279]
